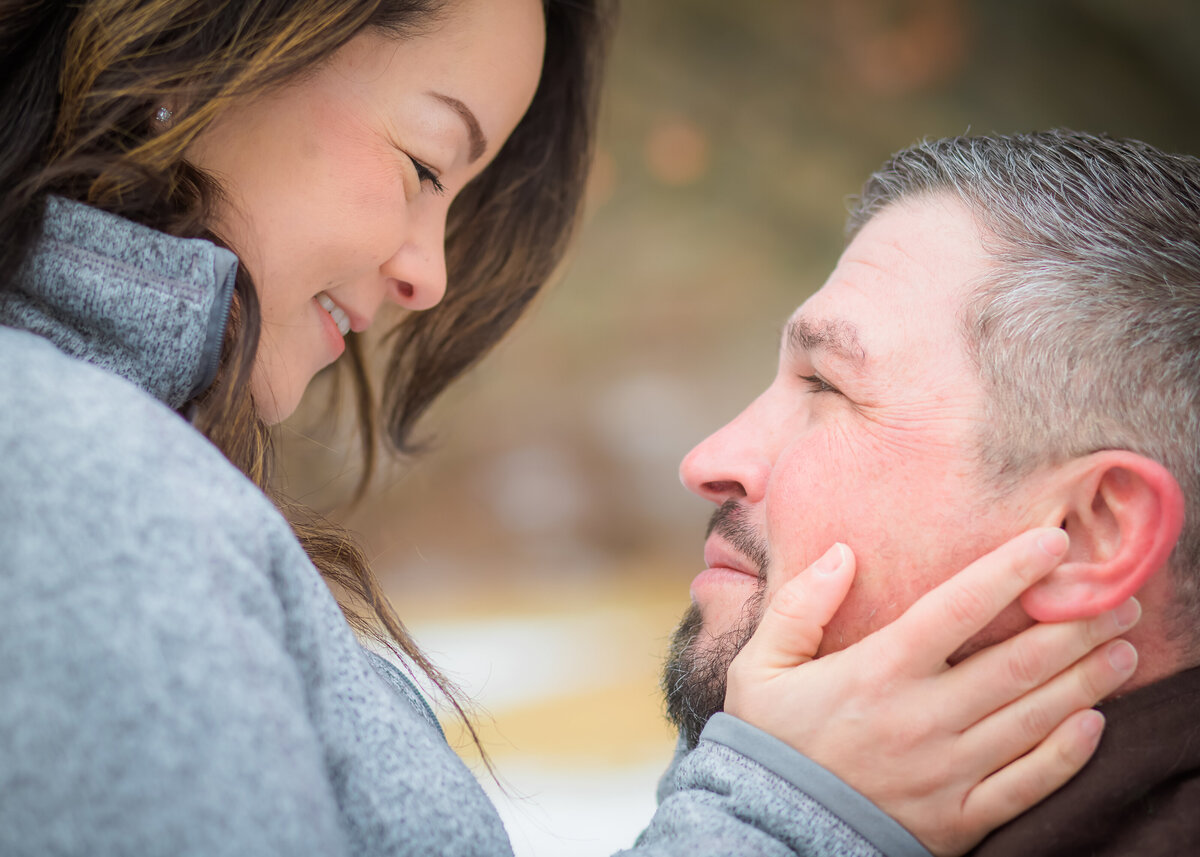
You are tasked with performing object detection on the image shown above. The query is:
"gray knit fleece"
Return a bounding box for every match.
[0,197,920,856]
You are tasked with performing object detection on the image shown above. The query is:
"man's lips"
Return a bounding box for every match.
[703,536,759,579]
[691,536,760,603]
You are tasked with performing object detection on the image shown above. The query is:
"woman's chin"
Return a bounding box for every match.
[249,364,308,425]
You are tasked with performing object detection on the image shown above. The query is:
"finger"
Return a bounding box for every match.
[958,709,1105,846]
[941,597,1140,728]
[737,543,856,671]
[882,528,1069,671]
[959,639,1136,774]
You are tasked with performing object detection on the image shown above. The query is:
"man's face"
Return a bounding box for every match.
[665,196,1044,745]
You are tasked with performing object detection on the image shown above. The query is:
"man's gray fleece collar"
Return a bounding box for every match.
[1,196,237,410]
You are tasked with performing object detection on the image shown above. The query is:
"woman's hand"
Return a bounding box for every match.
[723,528,1139,857]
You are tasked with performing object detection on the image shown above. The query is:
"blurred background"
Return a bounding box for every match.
[280,1,1200,853]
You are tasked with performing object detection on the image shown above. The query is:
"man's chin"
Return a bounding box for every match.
[662,594,763,749]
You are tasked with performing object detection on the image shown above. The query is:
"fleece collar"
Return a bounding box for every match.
[1,196,237,410]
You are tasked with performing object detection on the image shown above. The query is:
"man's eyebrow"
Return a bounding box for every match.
[428,92,487,163]
[784,318,867,369]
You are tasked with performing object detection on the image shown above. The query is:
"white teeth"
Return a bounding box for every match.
[317,292,351,336]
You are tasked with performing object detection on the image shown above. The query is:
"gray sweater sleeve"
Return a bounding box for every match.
[624,714,932,857]
[0,344,350,856]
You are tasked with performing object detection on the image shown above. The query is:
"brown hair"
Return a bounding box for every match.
[0,0,614,732]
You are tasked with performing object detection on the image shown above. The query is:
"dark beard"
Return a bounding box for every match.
[662,591,764,749]
[662,499,769,749]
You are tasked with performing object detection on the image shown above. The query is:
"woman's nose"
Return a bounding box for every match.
[380,212,448,311]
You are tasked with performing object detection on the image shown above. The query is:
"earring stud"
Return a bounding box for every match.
[155,106,173,125]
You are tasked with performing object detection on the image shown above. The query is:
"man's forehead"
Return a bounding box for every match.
[782,197,987,366]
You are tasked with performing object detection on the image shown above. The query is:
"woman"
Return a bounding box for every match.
[0,2,1131,855]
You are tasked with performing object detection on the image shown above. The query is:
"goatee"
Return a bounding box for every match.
[662,498,770,748]
[662,592,764,749]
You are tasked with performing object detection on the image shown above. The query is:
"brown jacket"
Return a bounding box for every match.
[970,665,1200,857]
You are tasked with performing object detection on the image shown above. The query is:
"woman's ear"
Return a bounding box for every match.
[1020,451,1184,622]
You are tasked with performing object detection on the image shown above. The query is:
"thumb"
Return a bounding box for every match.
[738,543,856,672]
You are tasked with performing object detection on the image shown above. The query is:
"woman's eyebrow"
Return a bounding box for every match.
[428,91,487,162]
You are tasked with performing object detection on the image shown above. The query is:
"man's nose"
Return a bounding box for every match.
[379,211,449,312]
[679,396,776,505]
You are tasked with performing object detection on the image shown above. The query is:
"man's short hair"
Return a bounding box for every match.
[847,130,1200,652]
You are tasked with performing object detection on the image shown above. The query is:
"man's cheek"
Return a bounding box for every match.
[813,579,910,655]
[761,511,887,605]
[764,476,870,584]
[764,542,929,656]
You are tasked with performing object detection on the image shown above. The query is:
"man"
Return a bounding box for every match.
[662,130,1200,856]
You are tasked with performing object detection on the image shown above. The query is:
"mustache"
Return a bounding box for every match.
[705,499,770,580]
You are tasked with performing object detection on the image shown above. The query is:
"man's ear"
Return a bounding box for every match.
[1020,451,1184,622]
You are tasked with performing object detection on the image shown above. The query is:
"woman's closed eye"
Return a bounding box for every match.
[409,155,446,195]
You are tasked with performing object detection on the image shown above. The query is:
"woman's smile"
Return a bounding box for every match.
[316,292,351,338]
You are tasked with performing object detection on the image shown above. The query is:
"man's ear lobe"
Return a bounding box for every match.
[1020,452,1184,622]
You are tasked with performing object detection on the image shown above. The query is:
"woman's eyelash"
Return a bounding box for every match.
[799,374,838,394]
[409,156,446,195]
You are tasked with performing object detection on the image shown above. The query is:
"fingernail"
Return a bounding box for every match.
[814,543,845,575]
[1113,597,1141,630]
[1079,710,1105,739]
[1037,528,1069,558]
[1107,640,1137,673]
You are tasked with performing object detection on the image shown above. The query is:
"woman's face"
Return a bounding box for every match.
[187,0,546,422]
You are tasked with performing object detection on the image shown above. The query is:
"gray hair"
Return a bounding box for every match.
[848,130,1200,649]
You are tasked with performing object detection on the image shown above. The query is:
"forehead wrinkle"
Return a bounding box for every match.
[784,317,868,370]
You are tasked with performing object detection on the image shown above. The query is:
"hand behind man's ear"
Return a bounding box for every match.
[724,528,1140,857]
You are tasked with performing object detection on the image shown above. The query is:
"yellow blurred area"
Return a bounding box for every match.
[437,592,683,768]
[447,678,676,767]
